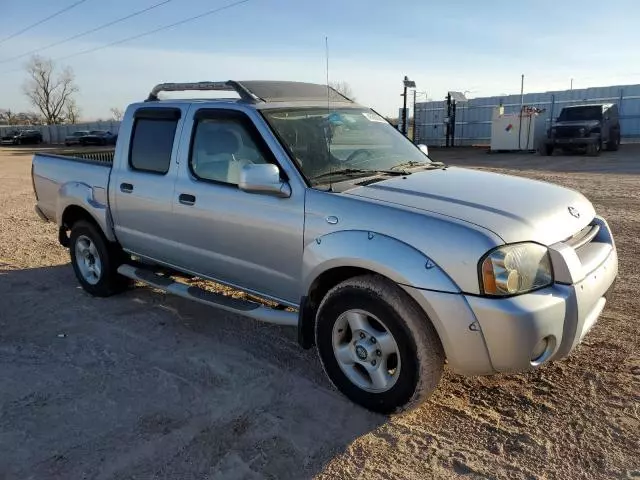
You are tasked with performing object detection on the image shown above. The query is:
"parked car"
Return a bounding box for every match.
[64,130,91,146]
[542,103,621,156]
[31,80,618,413]
[79,130,117,146]
[0,129,43,145]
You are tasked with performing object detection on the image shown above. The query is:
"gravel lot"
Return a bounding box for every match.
[1,145,638,479]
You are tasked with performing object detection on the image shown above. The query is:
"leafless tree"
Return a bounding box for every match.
[0,109,42,125]
[23,55,79,125]
[329,81,355,100]
[0,109,18,125]
[109,107,124,122]
[64,99,81,124]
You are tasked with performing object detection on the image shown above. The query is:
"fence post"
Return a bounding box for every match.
[460,103,465,146]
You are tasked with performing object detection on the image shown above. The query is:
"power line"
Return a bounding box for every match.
[0,0,253,76]
[0,0,89,46]
[0,0,174,65]
[55,0,252,62]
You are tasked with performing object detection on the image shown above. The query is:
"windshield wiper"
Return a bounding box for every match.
[390,160,446,171]
[310,168,408,182]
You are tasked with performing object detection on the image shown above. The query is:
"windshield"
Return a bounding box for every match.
[261,107,431,185]
[558,106,602,122]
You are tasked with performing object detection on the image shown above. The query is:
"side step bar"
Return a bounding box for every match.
[117,264,298,327]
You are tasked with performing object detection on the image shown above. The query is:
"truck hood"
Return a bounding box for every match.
[345,167,594,245]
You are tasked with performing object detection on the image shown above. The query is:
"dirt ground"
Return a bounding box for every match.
[0,145,638,479]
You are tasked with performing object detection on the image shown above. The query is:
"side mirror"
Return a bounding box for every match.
[417,144,429,156]
[239,163,291,198]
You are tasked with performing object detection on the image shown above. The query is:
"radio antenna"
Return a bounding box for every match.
[325,36,333,191]
[325,36,330,107]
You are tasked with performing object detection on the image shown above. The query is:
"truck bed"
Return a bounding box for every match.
[32,149,114,224]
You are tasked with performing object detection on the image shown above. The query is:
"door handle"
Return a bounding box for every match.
[120,182,133,193]
[179,193,196,206]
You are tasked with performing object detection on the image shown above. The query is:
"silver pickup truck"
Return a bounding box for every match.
[32,80,618,413]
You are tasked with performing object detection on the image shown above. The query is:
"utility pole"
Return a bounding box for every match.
[412,89,417,142]
[570,78,573,90]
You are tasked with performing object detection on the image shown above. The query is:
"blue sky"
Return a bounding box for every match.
[0,0,639,119]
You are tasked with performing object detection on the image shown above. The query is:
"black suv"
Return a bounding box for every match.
[542,104,621,156]
[0,129,43,145]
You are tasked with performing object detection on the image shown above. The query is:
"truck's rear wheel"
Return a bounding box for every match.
[69,221,129,297]
[315,275,444,414]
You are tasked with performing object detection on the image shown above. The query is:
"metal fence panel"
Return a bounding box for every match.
[415,84,640,146]
[0,121,121,144]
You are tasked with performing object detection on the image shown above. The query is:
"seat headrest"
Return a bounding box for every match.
[198,124,241,155]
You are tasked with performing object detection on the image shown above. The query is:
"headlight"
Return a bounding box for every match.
[480,243,553,296]
[579,127,586,136]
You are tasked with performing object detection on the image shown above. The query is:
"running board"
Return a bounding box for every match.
[117,264,298,327]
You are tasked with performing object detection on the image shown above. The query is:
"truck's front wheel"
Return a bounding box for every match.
[541,144,554,156]
[315,275,444,414]
[69,221,129,297]
[586,140,602,156]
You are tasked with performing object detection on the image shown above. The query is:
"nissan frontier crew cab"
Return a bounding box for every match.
[31,81,618,413]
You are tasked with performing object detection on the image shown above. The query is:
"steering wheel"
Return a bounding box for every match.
[344,149,373,166]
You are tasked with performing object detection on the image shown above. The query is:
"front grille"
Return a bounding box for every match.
[555,126,584,138]
[564,222,600,250]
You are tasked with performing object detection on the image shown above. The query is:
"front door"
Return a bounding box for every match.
[170,106,305,305]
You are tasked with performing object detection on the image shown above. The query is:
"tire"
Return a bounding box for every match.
[541,144,554,156]
[586,140,601,156]
[315,275,444,414]
[69,220,129,297]
[606,133,620,151]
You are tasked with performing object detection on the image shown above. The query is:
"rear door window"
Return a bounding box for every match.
[129,108,181,174]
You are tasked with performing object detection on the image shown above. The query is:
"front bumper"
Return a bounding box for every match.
[402,217,618,375]
[548,136,600,147]
[0,139,18,145]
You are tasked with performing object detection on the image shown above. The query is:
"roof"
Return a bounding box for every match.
[146,80,354,104]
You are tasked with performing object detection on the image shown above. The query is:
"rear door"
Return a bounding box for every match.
[110,105,186,265]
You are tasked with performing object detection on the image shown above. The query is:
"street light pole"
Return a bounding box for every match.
[402,82,408,135]
[401,75,416,136]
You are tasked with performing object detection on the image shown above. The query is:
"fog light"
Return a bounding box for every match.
[530,336,555,366]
